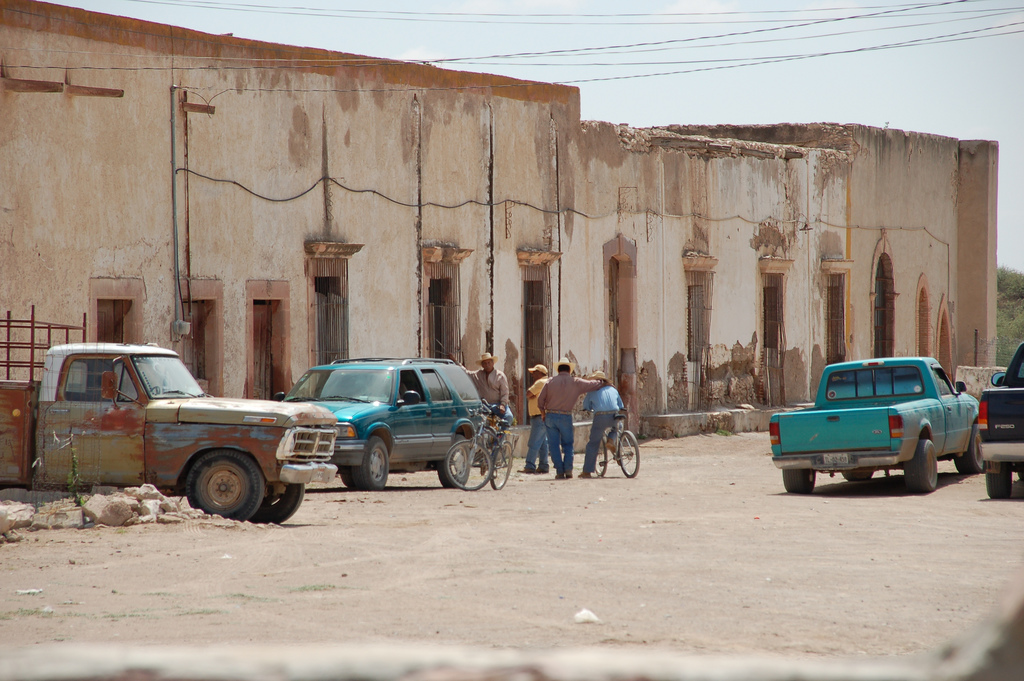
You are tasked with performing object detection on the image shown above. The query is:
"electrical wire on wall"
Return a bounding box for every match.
[175,166,955,250]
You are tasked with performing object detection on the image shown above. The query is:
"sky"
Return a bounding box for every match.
[51,0,1024,271]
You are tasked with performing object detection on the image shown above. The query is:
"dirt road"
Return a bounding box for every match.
[2,432,1022,658]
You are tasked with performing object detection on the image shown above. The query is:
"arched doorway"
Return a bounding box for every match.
[917,286,931,357]
[873,255,895,358]
[603,235,638,430]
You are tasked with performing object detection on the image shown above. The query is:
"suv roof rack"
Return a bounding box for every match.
[330,357,457,366]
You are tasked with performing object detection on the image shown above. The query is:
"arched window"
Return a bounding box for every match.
[917,287,931,357]
[874,255,895,358]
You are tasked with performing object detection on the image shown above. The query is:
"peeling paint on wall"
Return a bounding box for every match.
[637,360,661,416]
[810,344,826,399]
[701,340,760,407]
[666,352,688,412]
[503,338,521,417]
[750,219,795,257]
[288,105,311,166]
[783,347,808,403]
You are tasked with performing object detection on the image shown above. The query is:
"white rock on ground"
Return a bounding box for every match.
[3,486,205,534]
[1,501,37,530]
[82,495,134,527]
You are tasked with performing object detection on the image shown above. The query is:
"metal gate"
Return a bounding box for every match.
[309,258,349,365]
[762,273,785,407]
[425,262,462,361]
[686,271,713,410]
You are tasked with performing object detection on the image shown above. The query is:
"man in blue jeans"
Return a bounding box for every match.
[537,357,604,480]
[581,371,624,479]
[520,364,551,474]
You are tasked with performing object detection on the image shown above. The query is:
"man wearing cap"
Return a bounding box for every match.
[453,352,511,419]
[520,364,551,474]
[581,371,624,478]
[537,357,604,479]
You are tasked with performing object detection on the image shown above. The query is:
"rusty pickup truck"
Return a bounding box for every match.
[1,343,337,522]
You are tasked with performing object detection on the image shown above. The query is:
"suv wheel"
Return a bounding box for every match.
[352,436,389,491]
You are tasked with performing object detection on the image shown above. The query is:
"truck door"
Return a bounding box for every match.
[932,366,970,452]
[36,355,146,487]
[928,366,956,454]
[419,368,457,455]
[391,369,432,460]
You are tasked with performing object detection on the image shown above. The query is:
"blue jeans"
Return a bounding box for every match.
[584,412,618,473]
[524,417,550,471]
[545,413,575,474]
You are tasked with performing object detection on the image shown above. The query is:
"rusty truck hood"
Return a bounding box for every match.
[146,397,337,427]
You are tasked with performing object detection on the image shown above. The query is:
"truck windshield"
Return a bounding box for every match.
[286,368,394,404]
[132,355,205,399]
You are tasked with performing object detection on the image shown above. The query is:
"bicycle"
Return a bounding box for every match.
[594,412,640,478]
[443,403,516,491]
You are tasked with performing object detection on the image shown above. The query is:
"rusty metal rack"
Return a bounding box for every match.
[1,306,87,382]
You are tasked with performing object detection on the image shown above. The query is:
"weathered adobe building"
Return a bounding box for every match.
[1,1,998,426]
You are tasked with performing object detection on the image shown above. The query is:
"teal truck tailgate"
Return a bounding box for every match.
[776,407,893,454]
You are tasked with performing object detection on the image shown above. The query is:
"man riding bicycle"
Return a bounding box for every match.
[581,371,624,479]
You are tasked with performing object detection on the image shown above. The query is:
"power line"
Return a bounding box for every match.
[455,10,1023,67]
[558,21,1024,84]
[111,0,997,26]
[7,18,1018,88]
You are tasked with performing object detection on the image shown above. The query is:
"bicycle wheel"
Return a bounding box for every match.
[444,440,492,491]
[617,430,640,478]
[596,434,609,477]
[490,441,513,490]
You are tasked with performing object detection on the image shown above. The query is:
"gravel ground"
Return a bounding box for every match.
[2,431,1023,659]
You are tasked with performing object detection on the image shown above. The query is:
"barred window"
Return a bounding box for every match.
[686,271,713,359]
[686,270,714,410]
[762,273,786,407]
[309,258,349,366]
[426,261,461,360]
[522,265,552,375]
[826,273,846,365]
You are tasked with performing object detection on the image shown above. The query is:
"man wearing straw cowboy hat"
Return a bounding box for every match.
[581,370,624,479]
[519,363,551,474]
[537,357,603,479]
[451,351,511,420]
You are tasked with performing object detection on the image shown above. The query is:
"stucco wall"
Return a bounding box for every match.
[0,0,997,416]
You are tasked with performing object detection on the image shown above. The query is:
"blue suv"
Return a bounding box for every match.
[282,359,482,490]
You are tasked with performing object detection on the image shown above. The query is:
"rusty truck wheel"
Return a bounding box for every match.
[186,449,265,521]
[249,483,305,524]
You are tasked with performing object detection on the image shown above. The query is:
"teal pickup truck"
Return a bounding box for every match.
[770,357,982,494]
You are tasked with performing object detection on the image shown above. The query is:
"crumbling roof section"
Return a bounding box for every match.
[610,124,810,160]
[664,123,857,151]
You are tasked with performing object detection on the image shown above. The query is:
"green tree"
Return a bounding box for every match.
[996,266,1024,364]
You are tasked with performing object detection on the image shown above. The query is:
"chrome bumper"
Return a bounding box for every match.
[332,440,367,467]
[279,462,338,484]
[980,440,1024,462]
[773,450,903,470]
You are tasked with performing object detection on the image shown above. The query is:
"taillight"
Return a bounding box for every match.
[889,414,904,439]
[769,421,780,446]
[979,399,988,431]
